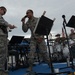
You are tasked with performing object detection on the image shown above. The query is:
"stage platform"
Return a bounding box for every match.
[9,62,75,75]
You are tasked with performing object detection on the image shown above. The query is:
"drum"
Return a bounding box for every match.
[52,42,63,61]
[62,45,69,58]
[52,52,62,61]
[54,42,62,52]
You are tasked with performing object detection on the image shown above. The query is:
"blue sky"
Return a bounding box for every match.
[0,0,75,39]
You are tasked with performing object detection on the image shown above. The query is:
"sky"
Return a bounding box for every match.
[0,0,75,40]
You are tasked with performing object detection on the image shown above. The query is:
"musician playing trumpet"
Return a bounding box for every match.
[21,9,50,74]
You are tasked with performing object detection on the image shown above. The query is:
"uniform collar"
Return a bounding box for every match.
[29,16,35,22]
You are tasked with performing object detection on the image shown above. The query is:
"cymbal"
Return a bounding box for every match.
[55,37,66,42]
[55,34,60,37]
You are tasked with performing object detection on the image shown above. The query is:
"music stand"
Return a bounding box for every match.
[66,15,75,28]
[34,15,53,35]
[9,35,24,45]
[34,15,54,73]
[8,36,24,70]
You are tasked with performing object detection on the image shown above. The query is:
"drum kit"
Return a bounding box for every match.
[46,15,75,74]
[50,31,75,62]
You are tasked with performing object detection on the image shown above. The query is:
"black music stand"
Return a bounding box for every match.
[34,15,54,73]
[8,36,24,70]
[34,15,53,35]
[66,15,75,28]
[9,35,24,45]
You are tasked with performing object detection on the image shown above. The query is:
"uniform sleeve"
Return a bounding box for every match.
[22,22,29,32]
[0,15,9,27]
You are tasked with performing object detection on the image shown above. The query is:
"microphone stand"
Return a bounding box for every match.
[62,15,70,51]
[60,15,73,70]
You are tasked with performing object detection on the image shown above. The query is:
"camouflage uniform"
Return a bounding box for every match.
[22,16,49,67]
[0,14,8,75]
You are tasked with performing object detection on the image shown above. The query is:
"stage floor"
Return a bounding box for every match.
[9,62,75,75]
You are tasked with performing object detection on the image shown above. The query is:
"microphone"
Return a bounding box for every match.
[62,15,65,18]
[21,15,27,21]
[62,15,67,24]
[24,15,27,18]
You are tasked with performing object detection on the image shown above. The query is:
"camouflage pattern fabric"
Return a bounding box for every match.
[0,29,8,72]
[22,16,50,67]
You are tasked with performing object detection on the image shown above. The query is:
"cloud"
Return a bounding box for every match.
[0,0,75,39]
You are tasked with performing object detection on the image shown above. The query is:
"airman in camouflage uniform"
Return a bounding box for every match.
[21,9,50,73]
[0,6,16,75]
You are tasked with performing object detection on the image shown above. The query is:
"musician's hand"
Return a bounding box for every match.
[21,18,25,23]
[37,38,43,43]
[13,25,17,28]
[8,24,17,29]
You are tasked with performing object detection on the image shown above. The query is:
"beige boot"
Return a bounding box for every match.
[47,59,51,67]
[3,71,8,75]
[27,66,33,72]
[0,70,3,75]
